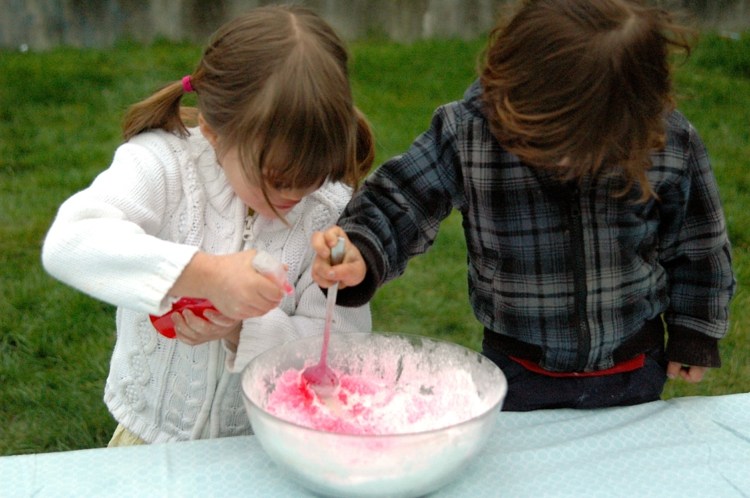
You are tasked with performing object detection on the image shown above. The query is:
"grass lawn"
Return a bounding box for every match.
[1,32,749,455]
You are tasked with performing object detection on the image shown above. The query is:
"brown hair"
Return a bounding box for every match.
[480,0,694,200]
[122,5,373,217]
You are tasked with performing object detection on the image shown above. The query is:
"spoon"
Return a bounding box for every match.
[301,236,346,397]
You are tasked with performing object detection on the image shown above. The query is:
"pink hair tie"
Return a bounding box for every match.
[181,75,194,93]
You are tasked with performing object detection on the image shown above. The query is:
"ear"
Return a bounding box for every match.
[198,114,219,149]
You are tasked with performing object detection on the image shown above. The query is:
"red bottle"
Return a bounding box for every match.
[149,297,217,338]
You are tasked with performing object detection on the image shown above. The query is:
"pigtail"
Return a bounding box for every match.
[122,79,191,141]
[349,107,375,188]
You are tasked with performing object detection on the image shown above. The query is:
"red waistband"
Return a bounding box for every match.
[509,353,646,377]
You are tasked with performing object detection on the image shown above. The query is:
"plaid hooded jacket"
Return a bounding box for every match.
[337,81,734,372]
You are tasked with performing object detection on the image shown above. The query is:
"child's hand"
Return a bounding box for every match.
[169,250,288,321]
[171,308,241,346]
[311,227,366,289]
[207,250,291,320]
[666,361,708,383]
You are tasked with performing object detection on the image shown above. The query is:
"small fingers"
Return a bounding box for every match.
[173,310,234,345]
[666,361,682,380]
[312,264,338,289]
[182,309,209,333]
[325,229,346,254]
[203,310,238,328]
[312,228,347,258]
[684,365,707,383]
[172,312,201,345]
[310,232,326,258]
[221,296,281,321]
[666,362,707,383]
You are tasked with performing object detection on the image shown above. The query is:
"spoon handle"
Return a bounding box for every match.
[330,236,346,265]
[320,237,346,362]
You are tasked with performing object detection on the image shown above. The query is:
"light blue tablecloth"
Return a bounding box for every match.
[2,393,749,497]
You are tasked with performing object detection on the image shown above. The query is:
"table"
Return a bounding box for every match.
[2,393,748,497]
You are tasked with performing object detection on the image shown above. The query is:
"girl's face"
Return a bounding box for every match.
[220,146,318,219]
[199,114,318,219]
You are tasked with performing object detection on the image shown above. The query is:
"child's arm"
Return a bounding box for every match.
[166,250,294,345]
[311,102,467,306]
[659,118,735,378]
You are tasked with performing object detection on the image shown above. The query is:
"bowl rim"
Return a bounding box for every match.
[241,331,508,439]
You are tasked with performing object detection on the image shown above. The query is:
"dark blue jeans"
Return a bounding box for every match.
[482,342,668,412]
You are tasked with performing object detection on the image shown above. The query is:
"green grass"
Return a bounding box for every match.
[1,33,749,456]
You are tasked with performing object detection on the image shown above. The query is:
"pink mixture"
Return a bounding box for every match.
[265,366,486,435]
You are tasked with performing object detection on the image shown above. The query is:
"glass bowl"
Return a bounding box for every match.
[241,332,507,498]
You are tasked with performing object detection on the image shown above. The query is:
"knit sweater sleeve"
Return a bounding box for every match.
[41,132,199,314]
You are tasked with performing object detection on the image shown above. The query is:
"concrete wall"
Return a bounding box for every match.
[1,0,748,51]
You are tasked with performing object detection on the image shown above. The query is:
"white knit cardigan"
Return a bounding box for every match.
[42,128,371,442]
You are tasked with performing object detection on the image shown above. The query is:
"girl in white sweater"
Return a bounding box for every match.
[42,5,373,445]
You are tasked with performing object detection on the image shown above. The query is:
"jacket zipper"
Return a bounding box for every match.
[567,187,591,370]
[242,210,254,242]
